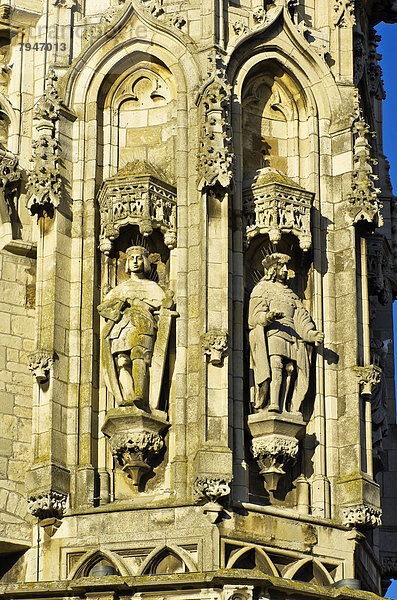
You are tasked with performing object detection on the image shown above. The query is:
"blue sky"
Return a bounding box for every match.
[374,22,396,600]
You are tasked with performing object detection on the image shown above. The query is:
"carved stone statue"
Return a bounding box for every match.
[98,245,174,410]
[248,253,324,413]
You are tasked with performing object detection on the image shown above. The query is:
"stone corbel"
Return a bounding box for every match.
[202,330,228,365]
[102,407,168,490]
[353,365,382,399]
[248,412,305,494]
[342,503,382,529]
[28,490,67,520]
[28,350,55,383]
[193,475,231,523]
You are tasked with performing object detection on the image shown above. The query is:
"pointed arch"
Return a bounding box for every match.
[283,557,334,586]
[67,548,130,579]
[226,545,279,576]
[137,544,197,575]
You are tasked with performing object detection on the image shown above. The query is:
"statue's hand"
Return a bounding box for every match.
[257,311,284,326]
[308,330,324,345]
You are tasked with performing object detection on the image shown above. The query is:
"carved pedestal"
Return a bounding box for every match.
[102,407,168,489]
[248,412,305,493]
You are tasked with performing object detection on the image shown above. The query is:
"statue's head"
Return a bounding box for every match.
[125,245,151,276]
[262,253,290,282]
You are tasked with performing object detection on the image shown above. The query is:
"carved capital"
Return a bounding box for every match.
[353,365,382,399]
[202,330,228,365]
[342,503,382,529]
[28,350,54,382]
[193,475,231,503]
[110,431,163,487]
[28,490,67,520]
[251,434,299,486]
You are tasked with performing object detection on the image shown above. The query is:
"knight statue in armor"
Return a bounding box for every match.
[248,253,324,413]
[98,245,174,410]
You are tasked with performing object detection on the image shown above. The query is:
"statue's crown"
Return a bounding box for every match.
[261,252,290,270]
[126,245,149,257]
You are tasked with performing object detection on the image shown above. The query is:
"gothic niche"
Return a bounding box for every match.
[241,65,321,496]
[98,223,177,491]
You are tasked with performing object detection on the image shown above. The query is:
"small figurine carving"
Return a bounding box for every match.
[248,253,323,413]
[98,245,174,411]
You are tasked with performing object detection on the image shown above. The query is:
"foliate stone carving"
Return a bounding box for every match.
[346,117,383,228]
[249,253,323,413]
[139,0,164,17]
[193,476,231,503]
[353,365,382,399]
[27,69,62,218]
[28,490,67,520]
[98,245,176,411]
[28,350,54,383]
[202,330,228,365]
[334,0,356,26]
[97,162,177,255]
[367,28,385,99]
[197,55,233,193]
[251,435,299,491]
[342,504,382,529]
[243,168,313,251]
[233,20,248,35]
[110,431,163,486]
[102,407,169,490]
[33,68,61,122]
[52,0,76,8]
[81,3,127,48]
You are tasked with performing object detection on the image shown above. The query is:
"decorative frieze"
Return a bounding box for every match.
[346,117,383,228]
[197,55,233,193]
[202,330,228,365]
[342,504,382,529]
[28,490,67,520]
[97,162,177,255]
[28,350,54,383]
[243,168,313,250]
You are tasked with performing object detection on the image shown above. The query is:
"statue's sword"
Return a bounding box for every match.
[149,306,178,411]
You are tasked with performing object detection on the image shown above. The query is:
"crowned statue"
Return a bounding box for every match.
[249,253,324,413]
[98,245,174,411]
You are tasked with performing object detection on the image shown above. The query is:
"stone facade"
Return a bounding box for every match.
[1,0,397,598]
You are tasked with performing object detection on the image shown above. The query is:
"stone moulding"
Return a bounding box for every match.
[202,330,228,365]
[102,406,169,489]
[28,350,55,382]
[342,503,382,529]
[28,490,67,520]
[243,168,313,250]
[97,165,177,255]
[248,412,305,493]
